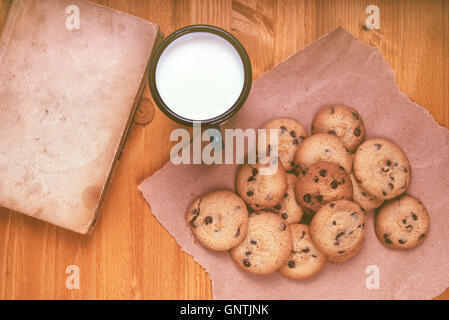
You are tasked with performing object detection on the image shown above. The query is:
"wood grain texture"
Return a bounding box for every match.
[0,0,448,300]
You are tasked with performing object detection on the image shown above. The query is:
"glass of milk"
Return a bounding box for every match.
[149,25,252,126]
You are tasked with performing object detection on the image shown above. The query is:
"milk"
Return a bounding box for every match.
[155,32,245,121]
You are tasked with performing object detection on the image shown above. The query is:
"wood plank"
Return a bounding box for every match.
[0,0,447,300]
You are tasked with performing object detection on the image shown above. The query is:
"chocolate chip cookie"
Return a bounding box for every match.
[350,173,383,211]
[236,161,287,210]
[271,173,303,224]
[295,161,353,212]
[230,212,292,275]
[278,224,326,280]
[187,190,249,251]
[294,133,352,174]
[375,194,429,250]
[312,105,365,152]
[310,200,366,263]
[261,118,308,171]
[353,138,411,200]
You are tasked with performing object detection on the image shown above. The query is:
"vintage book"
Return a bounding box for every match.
[0,0,161,233]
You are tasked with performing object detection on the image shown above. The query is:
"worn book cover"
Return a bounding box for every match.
[0,0,161,233]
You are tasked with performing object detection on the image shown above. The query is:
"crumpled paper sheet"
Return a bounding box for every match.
[139,27,449,300]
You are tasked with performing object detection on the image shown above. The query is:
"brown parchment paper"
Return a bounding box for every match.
[138,27,449,300]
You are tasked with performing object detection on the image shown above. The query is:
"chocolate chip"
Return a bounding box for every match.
[248,176,255,182]
[352,112,359,120]
[383,233,389,239]
[386,160,392,166]
[324,148,330,153]
[290,131,297,138]
[247,191,254,197]
[280,126,287,134]
[280,223,287,231]
[354,127,361,137]
[189,214,199,228]
[252,168,259,176]
[302,167,309,175]
[357,223,364,229]
[382,167,389,172]
[311,254,317,258]
[300,136,306,141]
[351,212,359,220]
[284,193,289,198]
[382,191,387,196]
[338,166,345,171]
[293,139,299,145]
[336,232,345,240]
[403,167,408,173]
[281,213,288,220]
[361,191,367,196]
[250,240,257,245]
[385,238,393,244]
[398,238,407,244]
[345,147,350,154]
[301,248,310,253]
[402,219,407,224]
[328,130,337,135]
[288,260,296,268]
[235,227,241,237]
[290,161,295,168]
[388,183,394,190]
[303,194,312,203]
[235,205,241,210]
[330,203,335,209]
[299,231,305,239]
[406,225,413,231]
[332,220,337,225]
[411,212,418,221]
[319,169,327,177]
[204,216,213,225]
[374,143,382,150]
[314,177,319,183]
[390,176,395,182]
[317,194,324,202]
[330,180,338,189]
[245,251,252,256]
[419,233,426,240]
[243,259,251,267]
[329,107,335,114]
[274,204,282,210]
[338,250,345,254]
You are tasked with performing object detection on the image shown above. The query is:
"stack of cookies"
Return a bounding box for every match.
[186,105,430,279]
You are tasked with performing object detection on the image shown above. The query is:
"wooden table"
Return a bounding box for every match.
[0,0,447,300]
